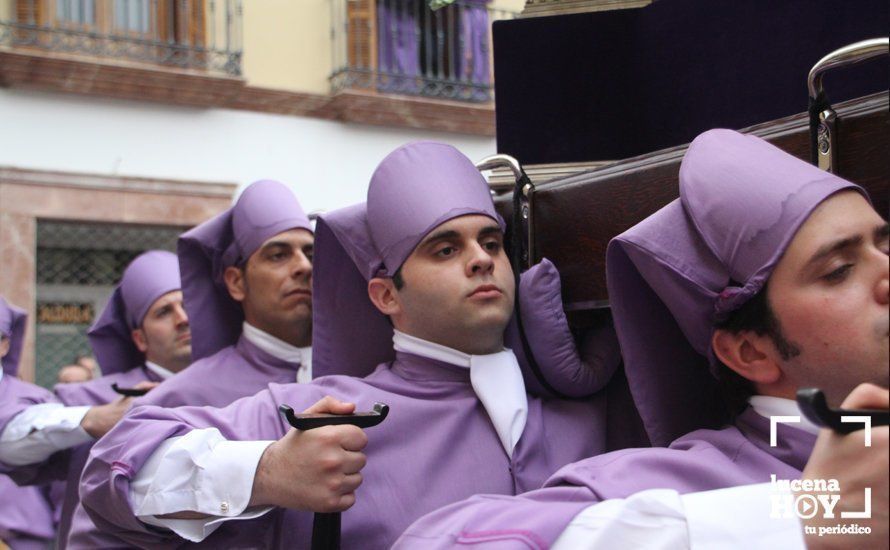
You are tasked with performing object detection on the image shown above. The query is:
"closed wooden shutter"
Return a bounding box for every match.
[347,0,377,72]
[16,0,44,25]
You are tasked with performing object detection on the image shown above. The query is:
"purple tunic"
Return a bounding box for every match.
[133,334,303,409]
[395,407,816,549]
[81,351,606,549]
[0,475,54,550]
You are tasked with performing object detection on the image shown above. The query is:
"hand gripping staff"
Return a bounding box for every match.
[278,402,390,550]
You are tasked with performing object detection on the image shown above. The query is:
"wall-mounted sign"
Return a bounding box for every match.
[37,303,95,325]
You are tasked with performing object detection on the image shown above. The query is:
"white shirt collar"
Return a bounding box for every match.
[748,395,821,436]
[241,322,312,383]
[392,330,480,368]
[144,361,176,380]
[393,329,528,456]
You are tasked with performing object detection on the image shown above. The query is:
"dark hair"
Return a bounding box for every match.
[392,266,405,290]
[713,281,801,418]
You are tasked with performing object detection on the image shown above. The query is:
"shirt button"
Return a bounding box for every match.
[220,501,230,513]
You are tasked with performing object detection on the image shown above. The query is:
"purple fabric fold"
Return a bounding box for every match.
[395,407,816,548]
[0,297,27,377]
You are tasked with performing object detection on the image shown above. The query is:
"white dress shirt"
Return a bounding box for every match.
[0,361,176,467]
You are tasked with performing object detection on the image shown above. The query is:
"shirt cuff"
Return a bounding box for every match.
[134,433,274,543]
[0,404,94,466]
[683,482,805,550]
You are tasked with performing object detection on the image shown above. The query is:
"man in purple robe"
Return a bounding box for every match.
[394,129,889,548]
[0,297,56,550]
[0,251,190,548]
[130,179,316,411]
[79,141,621,548]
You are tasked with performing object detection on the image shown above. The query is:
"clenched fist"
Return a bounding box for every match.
[249,396,369,513]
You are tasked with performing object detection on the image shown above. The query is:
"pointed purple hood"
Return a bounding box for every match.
[607,129,866,446]
[177,180,312,361]
[312,142,502,378]
[87,250,182,375]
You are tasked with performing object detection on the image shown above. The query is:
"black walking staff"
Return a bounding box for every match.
[797,389,888,435]
[278,402,390,550]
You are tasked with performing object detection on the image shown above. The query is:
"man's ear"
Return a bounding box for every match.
[131,328,148,354]
[223,265,246,302]
[711,329,782,385]
[368,278,401,317]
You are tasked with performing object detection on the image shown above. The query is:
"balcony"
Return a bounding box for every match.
[330,0,518,103]
[0,0,244,107]
[1,0,242,74]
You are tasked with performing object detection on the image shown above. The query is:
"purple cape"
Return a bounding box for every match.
[88,250,182,376]
[0,297,27,377]
[395,407,817,548]
[177,180,312,362]
[606,129,865,446]
[81,352,607,549]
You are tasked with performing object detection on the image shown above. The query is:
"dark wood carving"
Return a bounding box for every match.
[496,92,889,312]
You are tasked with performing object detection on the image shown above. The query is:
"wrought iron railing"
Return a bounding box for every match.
[330,0,519,102]
[0,0,242,76]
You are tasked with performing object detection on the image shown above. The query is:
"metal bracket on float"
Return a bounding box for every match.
[475,154,535,270]
[807,38,888,173]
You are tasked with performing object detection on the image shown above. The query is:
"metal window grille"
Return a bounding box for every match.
[0,0,243,76]
[33,220,187,388]
[330,0,519,102]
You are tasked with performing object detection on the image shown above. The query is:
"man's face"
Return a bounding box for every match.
[0,336,8,359]
[230,228,314,346]
[132,290,192,372]
[387,215,515,354]
[57,364,93,384]
[767,191,889,404]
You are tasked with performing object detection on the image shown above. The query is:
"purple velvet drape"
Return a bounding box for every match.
[376,0,491,98]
